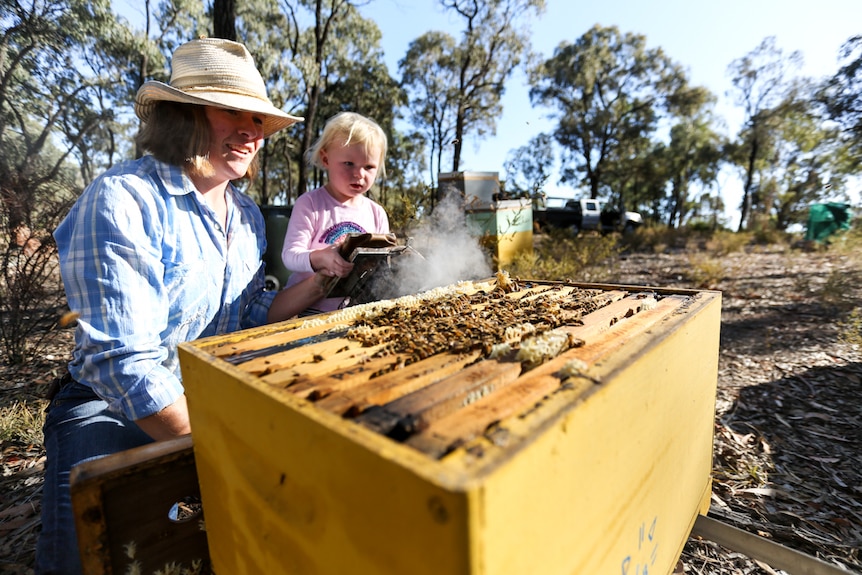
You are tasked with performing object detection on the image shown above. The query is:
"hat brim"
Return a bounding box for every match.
[135,81,303,138]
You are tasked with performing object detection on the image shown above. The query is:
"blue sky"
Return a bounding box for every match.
[362,0,862,220]
[114,0,861,219]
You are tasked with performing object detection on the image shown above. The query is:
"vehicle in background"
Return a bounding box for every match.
[533,197,643,235]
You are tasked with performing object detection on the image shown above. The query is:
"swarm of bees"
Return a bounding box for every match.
[345,280,614,365]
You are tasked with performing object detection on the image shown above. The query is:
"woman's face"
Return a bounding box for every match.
[203,107,265,184]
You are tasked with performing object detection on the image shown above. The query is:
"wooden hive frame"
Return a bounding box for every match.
[70,435,210,574]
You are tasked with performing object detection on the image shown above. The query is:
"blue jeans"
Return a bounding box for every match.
[35,381,153,575]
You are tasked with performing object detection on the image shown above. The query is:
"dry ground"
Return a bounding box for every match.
[611,247,862,574]
[1,245,861,574]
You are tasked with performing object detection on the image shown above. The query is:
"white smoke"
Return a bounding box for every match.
[393,188,494,295]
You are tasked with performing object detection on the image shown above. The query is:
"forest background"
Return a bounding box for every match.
[5,0,862,237]
[2,0,862,365]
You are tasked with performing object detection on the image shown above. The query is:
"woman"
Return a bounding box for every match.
[35,38,322,574]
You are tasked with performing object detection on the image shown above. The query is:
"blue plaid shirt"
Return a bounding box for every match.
[54,156,276,420]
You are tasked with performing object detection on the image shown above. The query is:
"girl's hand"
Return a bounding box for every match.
[310,243,353,278]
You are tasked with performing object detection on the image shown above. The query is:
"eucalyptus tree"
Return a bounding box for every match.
[277,0,376,198]
[399,31,459,188]
[761,103,851,230]
[819,35,862,166]
[636,142,671,224]
[727,36,804,231]
[151,0,210,55]
[0,0,146,363]
[600,130,655,212]
[529,25,700,206]
[439,0,545,172]
[0,0,147,232]
[662,109,724,228]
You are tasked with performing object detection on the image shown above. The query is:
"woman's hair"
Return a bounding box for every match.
[135,101,259,181]
[306,112,387,178]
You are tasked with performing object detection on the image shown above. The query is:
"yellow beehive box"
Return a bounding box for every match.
[178,280,721,575]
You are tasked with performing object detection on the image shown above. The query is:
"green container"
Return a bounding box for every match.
[805,202,852,243]
[260,205,293,291]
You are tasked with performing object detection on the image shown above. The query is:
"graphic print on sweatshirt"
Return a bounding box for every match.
[319,221,367,245]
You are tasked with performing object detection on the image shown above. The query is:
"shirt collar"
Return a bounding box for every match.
[153,159,197,197]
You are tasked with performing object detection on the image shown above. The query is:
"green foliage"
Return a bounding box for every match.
[399,31,460,184]
[0,0,129,364]
[529,24,705,206]
[505,228,619,281]
[725,36,831,232]
[766,108,851,231]
[660,115,725,228]
[410,0,545,173]
[819,35,862,164]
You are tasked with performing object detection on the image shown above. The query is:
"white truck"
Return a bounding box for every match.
[533,198,643,235]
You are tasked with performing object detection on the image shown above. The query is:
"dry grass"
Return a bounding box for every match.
[505,227,619,282]
[0,401,44,445]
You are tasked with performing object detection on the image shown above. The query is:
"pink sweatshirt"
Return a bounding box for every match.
[281,186,389,312]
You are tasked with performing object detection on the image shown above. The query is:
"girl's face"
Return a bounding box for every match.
[203,107,265,184]
[321,139,381,203]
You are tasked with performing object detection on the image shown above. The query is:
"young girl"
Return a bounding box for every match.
[281,111,390,314]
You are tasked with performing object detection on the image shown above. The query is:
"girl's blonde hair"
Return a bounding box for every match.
[307,112,387,178]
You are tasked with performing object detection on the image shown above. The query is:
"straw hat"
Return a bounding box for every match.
[135,38,303,138]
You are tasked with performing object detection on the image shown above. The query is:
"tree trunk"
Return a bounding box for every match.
[738,136,759,232]
[213,0,237,41]
[297,84,320,197]
[452,109,465,173]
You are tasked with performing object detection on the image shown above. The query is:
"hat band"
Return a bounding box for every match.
[180,85,272,105]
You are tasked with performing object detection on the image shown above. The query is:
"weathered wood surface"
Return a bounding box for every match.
[70,435,210,575]
[403,294,687,457]
[354,359,523,438]
[314,350,483,416]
